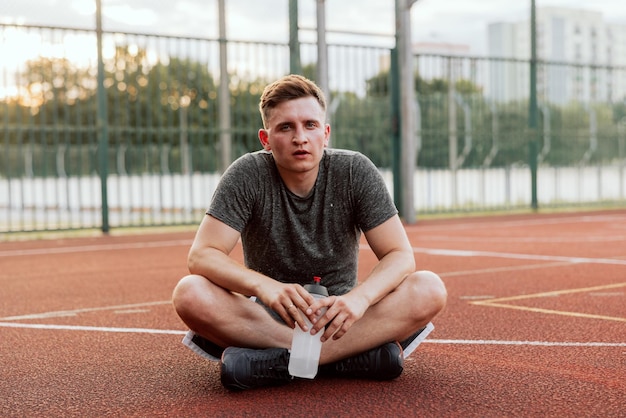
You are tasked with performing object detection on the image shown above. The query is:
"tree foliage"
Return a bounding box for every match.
[1,45,624,179]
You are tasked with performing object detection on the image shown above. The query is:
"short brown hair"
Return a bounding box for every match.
[259,74,327,128]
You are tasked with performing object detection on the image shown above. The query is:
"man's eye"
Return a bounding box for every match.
[280,125,291,131]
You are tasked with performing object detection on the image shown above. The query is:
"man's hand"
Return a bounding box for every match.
[300,215,415,342]
[256,281,316,331]
[306,293,370,342]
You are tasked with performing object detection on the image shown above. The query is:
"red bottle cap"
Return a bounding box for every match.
[305,276,328,296]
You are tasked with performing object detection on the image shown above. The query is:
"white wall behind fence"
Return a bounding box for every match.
[1,165,625,229]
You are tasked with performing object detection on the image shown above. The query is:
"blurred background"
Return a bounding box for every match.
[1,0,625,234]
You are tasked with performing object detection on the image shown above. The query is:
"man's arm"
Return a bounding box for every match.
[187,214,315,328]
[309,214,415,341]
[354,214,416,304]
[187,215,263,296]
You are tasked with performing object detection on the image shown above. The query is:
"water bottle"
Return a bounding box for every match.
[288,276,329,379]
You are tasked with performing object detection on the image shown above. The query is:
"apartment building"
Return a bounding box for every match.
[487,7,626,104]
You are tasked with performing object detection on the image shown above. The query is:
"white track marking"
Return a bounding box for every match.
[1,321,623,347]
[3,234,623,267]
[0,322,185,335]
[114,309,151,314]
[0,240,191,257]
[0,301,171,321]
[424,339,626,347]
[421,234,626,243]
[412,247,626,266]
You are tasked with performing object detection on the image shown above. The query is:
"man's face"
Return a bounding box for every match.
[258,96,330,177]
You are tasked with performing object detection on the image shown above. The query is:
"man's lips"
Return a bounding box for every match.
[293,150,309,156]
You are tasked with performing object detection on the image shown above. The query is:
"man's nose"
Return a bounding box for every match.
[292,126,308,143]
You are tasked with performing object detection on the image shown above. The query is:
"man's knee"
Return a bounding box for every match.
[406,270,447,318]
[172,274,207,317]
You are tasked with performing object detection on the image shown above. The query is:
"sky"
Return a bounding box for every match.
[2,0,626,55]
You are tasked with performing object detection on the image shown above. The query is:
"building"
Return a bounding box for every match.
[487,7,626,104]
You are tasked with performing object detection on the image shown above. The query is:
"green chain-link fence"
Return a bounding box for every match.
[1,24,625,233]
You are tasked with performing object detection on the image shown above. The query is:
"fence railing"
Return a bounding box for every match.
[1,24,625,234]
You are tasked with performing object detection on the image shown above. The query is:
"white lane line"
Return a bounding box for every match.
[0,301,171,321]
[424,339,626,347]
[0,240,192,257]
[421,235,626,243]
[1,321,624,347]
[412,247,626,266]
[0,322,186,335]
[4,237,623,267]
[114,309,151,314]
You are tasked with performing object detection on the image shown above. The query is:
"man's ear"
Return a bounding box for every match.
[258,129,271,150]
[324,124,331,147]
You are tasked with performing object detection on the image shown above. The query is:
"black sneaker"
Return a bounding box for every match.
[319,341,404,380]
[220,347,292,391]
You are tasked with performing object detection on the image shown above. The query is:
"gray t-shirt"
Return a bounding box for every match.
[207,148,398,296]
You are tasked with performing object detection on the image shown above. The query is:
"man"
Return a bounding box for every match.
[172,74,447,391]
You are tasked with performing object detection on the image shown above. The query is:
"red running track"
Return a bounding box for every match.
[1,209,625,417]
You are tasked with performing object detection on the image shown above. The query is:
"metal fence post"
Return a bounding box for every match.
[390,48,402,213]
[395,0,418,223]
[529,0,539,210]
[96,0,110,232]
[218,0,231,173]
[316,0,329,113]
[289,0,301,74]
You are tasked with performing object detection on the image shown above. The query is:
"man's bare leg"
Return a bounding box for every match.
[173,270,446,364]
[172,274,293,350]
[318,270,446,364]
